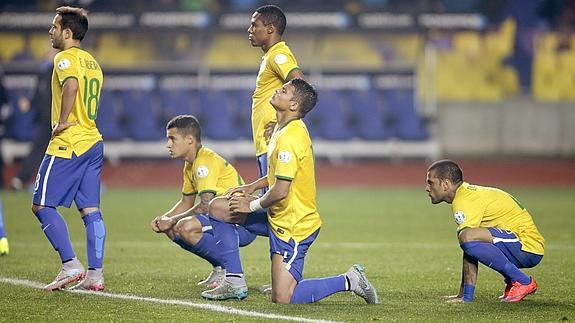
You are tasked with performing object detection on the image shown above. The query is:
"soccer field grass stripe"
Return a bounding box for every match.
[0,276,339,323]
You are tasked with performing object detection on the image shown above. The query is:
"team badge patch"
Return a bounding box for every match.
[274,54,288,65]
[454,211,466,225]
[278,150,291,163]
[57,59,71,70]
[197,165,209,178]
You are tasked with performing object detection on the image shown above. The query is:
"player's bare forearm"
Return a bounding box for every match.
[259,178,290,216]
[285,68,304,82]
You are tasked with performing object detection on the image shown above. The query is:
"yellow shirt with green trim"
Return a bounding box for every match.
[452,182,545,255]
[267,119,321,243]
[252,41,299,157]
[182,146,244,196]
[48,46,103,158]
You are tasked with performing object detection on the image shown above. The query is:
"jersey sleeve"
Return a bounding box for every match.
[272,133,300,181]
[269,50,299,82]
[182,162,196,195]
[453,195,486,232]
[193,156,220,195]
[53,51,79,85]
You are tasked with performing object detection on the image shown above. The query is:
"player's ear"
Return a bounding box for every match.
[266,23,275,35]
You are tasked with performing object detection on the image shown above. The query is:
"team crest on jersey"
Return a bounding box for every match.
[454,211,466,225]
[57,59,71,70]
[274,54,288,65]
[278,150,291,163]
[196,165,209,178]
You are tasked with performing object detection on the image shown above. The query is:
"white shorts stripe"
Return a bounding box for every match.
[201,226,213,232]
[40,156,55,206]
[493,237,520,244]
[285,242,299,271]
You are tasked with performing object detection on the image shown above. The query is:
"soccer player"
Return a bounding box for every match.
[204,78,379,304]
[151,115,256,299]
[425,160,544,303]
[31,6,106,291]
[248,5,304,182]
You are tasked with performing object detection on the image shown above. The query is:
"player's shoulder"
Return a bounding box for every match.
[54,50,76,69]
[197,146,226,164]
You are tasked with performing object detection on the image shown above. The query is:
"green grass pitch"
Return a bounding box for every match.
[1,187,574,322]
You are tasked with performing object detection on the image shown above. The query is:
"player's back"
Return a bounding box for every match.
[49,47,103,158]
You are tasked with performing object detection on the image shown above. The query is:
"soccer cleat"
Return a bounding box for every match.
[346,264,380,304]
[197,266,225,289]
[501,277,537,303]
[0,237,9,256]
[44,266,86,291]
[498,280,512,300]
[71,275,105,291]
[201,279,248,301]
[259,284,272,294]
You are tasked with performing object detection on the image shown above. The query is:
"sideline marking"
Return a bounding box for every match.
[0,277,338,323]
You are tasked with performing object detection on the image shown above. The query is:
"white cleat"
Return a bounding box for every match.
[71,275,105,291]
[201,279,248,301]
[44,266,86,291]
[346,264,380,304]
[197,266,225,289]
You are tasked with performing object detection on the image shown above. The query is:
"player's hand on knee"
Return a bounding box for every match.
[156,216,175,232]
[225,184,254,198]
[151,217,162,233]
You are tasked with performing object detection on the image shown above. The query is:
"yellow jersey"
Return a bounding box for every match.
[267,119,321,242]
[452,182,545,255]
[252,41,299,156]
[182,146,244,196]
[48,46,103,159]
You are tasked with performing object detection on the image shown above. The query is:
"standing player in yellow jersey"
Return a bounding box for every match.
[248,5,304,183]
[31,6,106,291]
[206,79,379,304]
[426,160,544,303]
[150,115,257,300]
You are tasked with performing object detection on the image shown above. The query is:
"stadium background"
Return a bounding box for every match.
[1,0,574,190]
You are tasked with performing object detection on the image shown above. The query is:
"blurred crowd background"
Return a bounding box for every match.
[0,0,574,175]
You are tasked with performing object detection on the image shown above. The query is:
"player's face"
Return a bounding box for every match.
[426,170,447,204]
[165,128,191,159]
[270,82,296,111]
[248,12,268,47]
[49,14,64,50]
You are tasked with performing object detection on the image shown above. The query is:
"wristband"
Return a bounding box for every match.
[249,198,263,212]
[462,284,475,302]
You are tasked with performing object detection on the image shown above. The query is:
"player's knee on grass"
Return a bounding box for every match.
[458,227,493,244]
[272,288,293,304]
[174,217,203,244]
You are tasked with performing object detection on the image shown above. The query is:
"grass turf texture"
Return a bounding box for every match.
[1,187,574,322]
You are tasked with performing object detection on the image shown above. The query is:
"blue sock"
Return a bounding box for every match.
[173,231,222,267]
[34,207,75,262]
[0,197,6,238]
[290,275,347,304]
[210,217,244,275]
[237,225,256,247]
[82,211,106,269]
[461,241,531,284]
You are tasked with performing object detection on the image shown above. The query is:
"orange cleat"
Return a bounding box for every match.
[501,277,537,303]
[498,280,512,300]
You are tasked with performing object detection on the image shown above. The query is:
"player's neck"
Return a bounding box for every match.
[276,111,299,129]
[184,144,202,164]
[62,40,81,51]
[262,37,282,52]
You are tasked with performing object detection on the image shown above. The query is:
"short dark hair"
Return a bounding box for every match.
[166,115,202,141]
[427,159,464,184]
[290,78,318,118]
[56,6,89,41]
[255,5,287,35]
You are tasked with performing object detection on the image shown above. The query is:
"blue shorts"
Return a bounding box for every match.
[33,141,103,209]
[488,227,543,268]
[269,228,320,282]
[256,154,268,195]
[243,209,269,237]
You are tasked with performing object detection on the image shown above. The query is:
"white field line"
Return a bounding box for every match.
[0,277,338,323]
